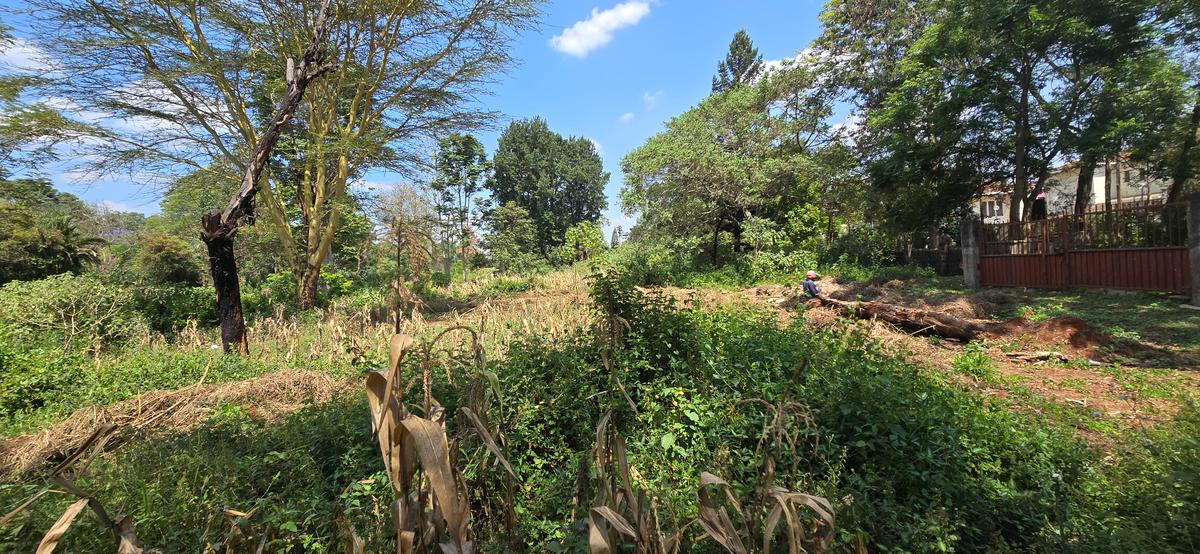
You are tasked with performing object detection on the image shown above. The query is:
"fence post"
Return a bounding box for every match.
[961,215,981,289]
[1189,194,1200,306]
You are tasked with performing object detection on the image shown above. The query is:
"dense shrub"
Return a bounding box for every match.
[551,221,606,265]
[132,285,217,332]
[744,249,818,282]
[243,269,360,315]
[0,339,79,419]
[822,226,897,266]
[0,274,145,352]
[595,242,692,286]
[133,232,203,285]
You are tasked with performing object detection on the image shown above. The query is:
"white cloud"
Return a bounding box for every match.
[550,1,651,58]
[0,38,54,74]
[642,89,664,110]
[589,139,604,155]
[617,112,634,124]
[95,199,135,213]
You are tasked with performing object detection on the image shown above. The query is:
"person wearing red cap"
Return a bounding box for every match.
[802,270,821,299]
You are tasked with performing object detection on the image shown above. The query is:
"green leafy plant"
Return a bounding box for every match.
[952,342,998,383]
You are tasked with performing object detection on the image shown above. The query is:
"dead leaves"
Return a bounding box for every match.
[365,330,514,554]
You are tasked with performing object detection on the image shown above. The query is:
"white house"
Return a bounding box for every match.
[1043,158,1169,212]
[972,157,1170,223]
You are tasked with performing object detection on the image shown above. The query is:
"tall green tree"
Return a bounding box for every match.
[432,133,489,281]
[482,201,540,274]
[487,118,607,258]
[712,30,764,92]
[1159,0,1200,202]
[623,63,830,264]
[860,0,1186,227]
[29,0,541,309]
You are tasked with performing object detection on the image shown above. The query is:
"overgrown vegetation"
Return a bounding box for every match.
[2,271,1197,552]
[2,0,1199,552]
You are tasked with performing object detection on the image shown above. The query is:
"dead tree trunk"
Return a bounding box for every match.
[200,0,335,354]
[201,216,249,355]
[810,296,993,341]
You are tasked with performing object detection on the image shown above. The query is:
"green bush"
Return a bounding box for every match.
[744,249,818,282]
[952,342,998,382]
[596,242,691,286]
[481,275,537,296]
[133,232,202,286]
[0,274,145,352]
[822,227,897,266]
[0,339,79,419]
[132,285,217,332]
[828,255,936,283]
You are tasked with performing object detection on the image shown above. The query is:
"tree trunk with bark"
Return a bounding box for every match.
[1011,61,1032,223]
[297,266,321,311]
[1169,95,1200,204]
[1073,154,1097,214]
[1104,159,1112,212]
[201,217,249,355]
[810,296,992,341]
[200,0,334,353]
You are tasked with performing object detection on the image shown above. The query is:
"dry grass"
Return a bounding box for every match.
[0,369,357,478]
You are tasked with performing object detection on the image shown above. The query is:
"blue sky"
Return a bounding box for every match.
[8,0,828,232]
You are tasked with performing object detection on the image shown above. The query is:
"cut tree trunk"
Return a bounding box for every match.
[810,296,994,341]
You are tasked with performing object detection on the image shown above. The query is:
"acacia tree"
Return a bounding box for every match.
[431,133,488,282]
[29,0,540,310]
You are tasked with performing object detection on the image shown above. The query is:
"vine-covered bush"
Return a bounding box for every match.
[0,274,145,352]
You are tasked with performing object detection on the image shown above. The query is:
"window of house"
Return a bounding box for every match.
[982,200,1004,218]
[1124,170,1132,183]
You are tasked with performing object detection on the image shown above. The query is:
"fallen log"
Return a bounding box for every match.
[808,296,997,341]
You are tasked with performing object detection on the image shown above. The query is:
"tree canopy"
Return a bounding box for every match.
[487,118,608,258]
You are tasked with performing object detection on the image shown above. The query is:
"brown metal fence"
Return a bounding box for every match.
[979,203,1191,293]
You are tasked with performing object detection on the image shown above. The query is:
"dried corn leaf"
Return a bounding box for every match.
[399,414,470,553]
[393,499,415,554]
[35,498,88,554]
[459,407,515,478]
[592,506,638,538]
[367,370,415,496]
[390,333,414,372]
[697,473,748,554]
